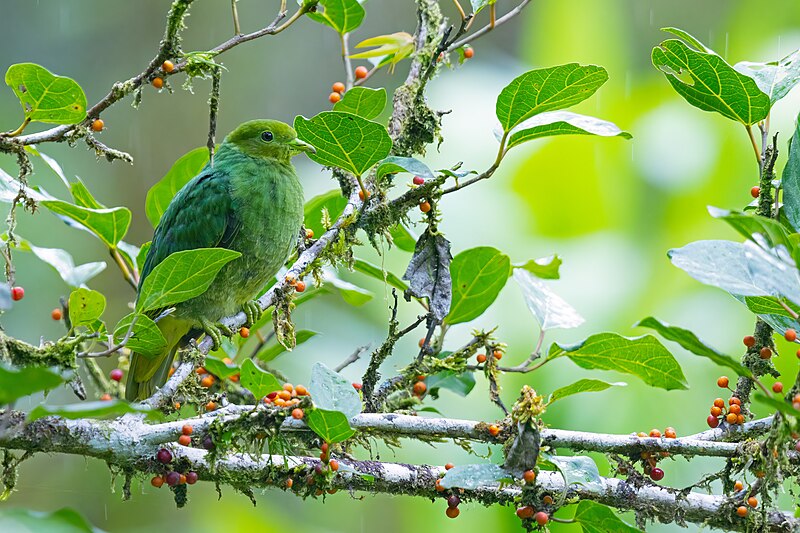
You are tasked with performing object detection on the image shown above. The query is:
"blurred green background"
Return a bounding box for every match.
[2,1,800,531]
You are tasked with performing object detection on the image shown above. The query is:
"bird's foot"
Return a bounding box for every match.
[241,300,263,328]
[199,317,234,350]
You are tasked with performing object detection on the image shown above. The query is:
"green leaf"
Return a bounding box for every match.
[69,181,104,209]
[306,0,365,34]
[113,313,167,359]
[21,240,106,287]
[0,364,65,404]
[333,87,386,119]
[708,206,792,249]
[782,115,800,233]
[389,223,417,252]
[295,111,392,177]
[136,241,151,272]
[353,258,409,292]
[309,362,362,419]
[145,147,208,227]
[375,156,435,181]
[325,273,373,306]
[573,501,641,533]
[350,32,414,68]
[470,0,497,15]
[5,63,87,125]
[506,111,631,150]
[136,248,241,312]
[306,408,356,443]
[752,392,800,418]
[239,359,282,398]
[0,507,102,533]
[547,454,603,489]
[403,230,452,321]
[514,254,561,279]
[303,189,347,239]
[743,296,800,318]
[439,464,510,489]
[548,333,688,390]
[735,49,800,106]
[256,330,318,362]
[651,30,769,125]
[548,379,626,404]
[512,268,584,330]
[68,288,105,327]
[496,64,608,133]
[203,356,240,379]
[636,316,752,377]
[28,400,160,421]
[42,200,131,249]
[446,246,510,324]
[426,370,476,398]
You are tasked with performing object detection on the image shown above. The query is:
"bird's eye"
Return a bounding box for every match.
[261,131,274,142]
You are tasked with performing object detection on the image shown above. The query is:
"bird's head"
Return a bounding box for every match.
[224,119,315,162]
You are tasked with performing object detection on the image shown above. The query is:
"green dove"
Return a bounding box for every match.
[126,119,315,401]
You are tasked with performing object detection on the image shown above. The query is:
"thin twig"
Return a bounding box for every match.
[449,0,534,51]
[340,33,355,90]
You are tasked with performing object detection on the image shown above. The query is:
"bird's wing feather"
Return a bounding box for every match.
[139,167,242,290]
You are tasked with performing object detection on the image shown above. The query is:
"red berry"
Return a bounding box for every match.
[165,471,180,486]
[650,467,664,481]
[796,348,800,359]
[760,347,772,359]
[185,471,198,484]
[707,415,720,428]
[91,119,104,132]
[785,329,798,342]
[320,442,329,455]
[447,494,460,508]
[743,335,756,347]
[150,476,164,488]
[354,66,368,80]
[291,408,304,419]
[157,448,173,464]
[463,46,474,59]
[110,368,123,382]
[11,287,24,301]
[516,506,534,519]
[413,176,425,185]
[534,511,549,526]
[178,434,191,446]
[329,459,339,472]
[413,381,427,396]
[717,376,729,388]
[750,186,760,198]
[51,308,62,320]
[352,382,362,390]
[444,463,455,470]
[295,280,306,293]
[773,382,784,393]
[795,441,800,452]
[476,354,487,364]
[182,424,193,436]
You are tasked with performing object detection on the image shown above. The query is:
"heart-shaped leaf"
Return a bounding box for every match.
[68,288,105,327]
[333,87,386,119]
[5,63,87,125]
[512,268,584,330]
[308,362,362,420]
[42,200,131,249]
[145,147,209,228]
[306,408,356,443]
[306,0,365,34]
[113,313,168,359]
[239,359,282,398]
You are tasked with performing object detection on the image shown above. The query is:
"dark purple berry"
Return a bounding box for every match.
[650,468,664,481]
[185,471,198,485]
[447,494,460,508]
[314,463,325,475]
[202,435,215,450]
[156,448,172,464]
[165,471,181,486]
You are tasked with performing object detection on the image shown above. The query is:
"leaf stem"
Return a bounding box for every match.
[5,118,30,138]
[231,0,241,35]
[745,125,761,166]
[110,248,138,290]
[340,33,355,90]
[451,0,467,20]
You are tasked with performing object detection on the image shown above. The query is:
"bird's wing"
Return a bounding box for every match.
[139,167,242,289]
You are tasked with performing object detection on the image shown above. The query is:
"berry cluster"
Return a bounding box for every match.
[284,273,306,293]
[412,375,426,397]
[264,382,309,412]
[706,384,745,429]
[636,427,677,481]
[150,447,198,489]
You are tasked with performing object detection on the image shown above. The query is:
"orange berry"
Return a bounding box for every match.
[285,273,297,286]
[756,470,766,478]
[542,495,554,505]
[743,335,756,347]
[729,404,741,415]
[283,383,294,392]
[181,424,193,436]
[291,408,304,420]
[419,201,431,213]
[354,66,368,79]
[736,505,748,517]
[295,384,308,396]
[649,429,661,438]
[230,373,240,382]
[285,478,294,488]
[729,397,741,406]
[534,512,549,526]
[240,327,250,338]
[772,382,783,393]
[476,353,487,364]
[173,402,181,410]
[305,228,314,239]
[710,406,722,417]
[51,308,63,320]
[736,414,745,425]
[713,398,725,408]
[332,82,345,93]
[488,424,500,437]
[785,328,797,342]
[100,393,112,401]
[760,347,772,359]
[445,506,460,519]
[463,46,474,59]
[222,357,233,365]
[329,459,339,472]
[797,349,800,359]
[418,338,426,348]
[734,481,743,491]
[493,350,502,360]
[273,398,286,407]
[717,376,729,388]
[162,60,175,73]
[279,390,292,401]
[329,92,341,104]
[179,474,186,484]
[152,77,164,89]
[151,476,164,488]
[726,412,738,424]
[178,434,191,446]
[747,496,758,508]
[637,432,647,438]
[664,427,677,439]
[444,463,455,470]
[516,506,534,519]
[435,479,445,492]
[413,381,427,396]
[206,401,216,411]
[352,382,362,390]
[523,470,536,484]
[295,281,306,292]
[750,186,760,198]
[200,375,215,388]
[168,367,176,377]
[90,119,104,132]
[196,367,208,375]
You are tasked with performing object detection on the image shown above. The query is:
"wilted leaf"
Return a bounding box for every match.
[735,49,800,105]
[512,268,584,330]
[403,230,452,321]
[309,362,362,419]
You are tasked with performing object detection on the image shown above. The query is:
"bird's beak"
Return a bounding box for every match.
[288,138,316,155]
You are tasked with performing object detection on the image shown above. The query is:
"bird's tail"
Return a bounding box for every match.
[125,315,193,402]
